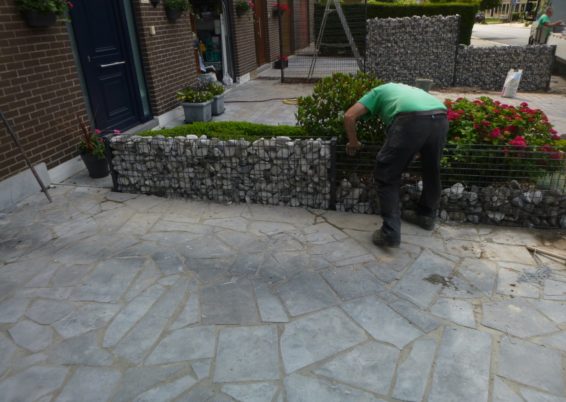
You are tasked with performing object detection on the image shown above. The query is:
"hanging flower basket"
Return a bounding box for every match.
[166,8,183,22]
[22,10,58,27]
[235,0,254,17]
[272,4,288,18]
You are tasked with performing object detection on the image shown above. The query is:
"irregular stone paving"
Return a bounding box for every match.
[0,185,565,402]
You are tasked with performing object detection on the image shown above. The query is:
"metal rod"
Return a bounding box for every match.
[0,111,52,203]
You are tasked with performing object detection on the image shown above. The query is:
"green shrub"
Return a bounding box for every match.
[176,88,214,103]
[296,72,385,143]
[15,0,70,15]
[138,121,307,141]
[441,96,564,183]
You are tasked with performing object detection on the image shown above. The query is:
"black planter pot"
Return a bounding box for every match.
[80,153,109,179]
[22,11,57,28]
[273,60,288,69]
[236,9,247,17]
[165,8,182,22]
[272,9,284,18]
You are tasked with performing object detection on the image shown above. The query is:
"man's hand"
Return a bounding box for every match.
[345,141,362,156]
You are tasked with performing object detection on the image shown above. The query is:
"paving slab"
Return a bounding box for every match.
[314,341,399,395]
[280,307,367,374]
[55,367,121,402]
[276,272,339,316]
[393,338,437,402]
[498,337,565,395]
[214,326,279,382]
[146,326,216,365]
[482,300,557,338]
[342,295,423,349]
[0,366,68,402]
[429,327,492,402]
[2,174,566,401]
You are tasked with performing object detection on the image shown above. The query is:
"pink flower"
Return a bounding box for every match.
[551,134,561,141]
[509,135,527,148]
[520,102,528,108]
[113,129,121,134]
[490,128,501,138]
[550,128,557,134]
[95,129,102,135]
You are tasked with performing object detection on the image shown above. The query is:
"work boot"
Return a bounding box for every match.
[372,230,400,248]
[402,210,435,231]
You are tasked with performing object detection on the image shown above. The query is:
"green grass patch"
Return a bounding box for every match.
[138,121,309,141]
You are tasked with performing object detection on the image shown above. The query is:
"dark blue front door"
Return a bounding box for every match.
[71,0,145,131]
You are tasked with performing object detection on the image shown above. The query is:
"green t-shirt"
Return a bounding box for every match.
[537,14,551,39]
[357,83,446,126]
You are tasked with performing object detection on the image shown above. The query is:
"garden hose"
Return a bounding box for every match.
[224,97,299,104]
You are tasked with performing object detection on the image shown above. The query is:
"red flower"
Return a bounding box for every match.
[490,128,501,138]
[275,4,289,12]
[279,55,288,61]
[551,133,561,141]
[509,135,527,149]
[95,129,102,135]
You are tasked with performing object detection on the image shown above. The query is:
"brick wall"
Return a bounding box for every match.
[231,1,257,78]
[132,2,198,115]
[267,0,280,61]
[0,0,88,182]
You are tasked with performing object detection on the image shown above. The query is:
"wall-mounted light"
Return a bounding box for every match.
[150,0,160,8]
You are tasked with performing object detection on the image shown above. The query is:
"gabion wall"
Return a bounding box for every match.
[402,182,566,229]
[366,15,460,87]
[454,45,555,91]
[365,15,554,91]
[109,135,332,209]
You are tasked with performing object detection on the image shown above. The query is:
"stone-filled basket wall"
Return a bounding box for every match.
[108,135,566,229]
[109,135,332,210]
[365,15,555,91]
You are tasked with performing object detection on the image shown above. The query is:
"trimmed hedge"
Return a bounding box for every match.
[314,2,478,56]
[138,122,308,142]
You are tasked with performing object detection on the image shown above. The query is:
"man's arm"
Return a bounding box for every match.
[344,102,368,156]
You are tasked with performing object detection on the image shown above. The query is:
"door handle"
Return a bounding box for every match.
[100,61,126,68]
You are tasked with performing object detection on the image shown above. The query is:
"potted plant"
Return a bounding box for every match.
[235,0,254,17]
[207,83,225,116]
[77,117,119,178]
[273,55,288,69]
[163,0,190,22]
[15,0,73,28]
[272,3,288,17]
[177,88,214,122]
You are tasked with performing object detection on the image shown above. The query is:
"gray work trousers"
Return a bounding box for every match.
[374,111,449,242]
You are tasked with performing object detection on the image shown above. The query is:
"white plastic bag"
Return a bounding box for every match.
[501,69,523,98]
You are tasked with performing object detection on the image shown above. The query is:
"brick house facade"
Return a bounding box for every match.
[0,0,311,185]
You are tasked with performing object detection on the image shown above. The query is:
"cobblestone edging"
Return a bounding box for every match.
[365,15,554,91]
[109,135,332,209]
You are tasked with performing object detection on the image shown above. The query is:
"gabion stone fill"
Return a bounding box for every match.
[454,45,555,91]
[366,15,460,87]
[403,182,566,229]
[109,135,332,209]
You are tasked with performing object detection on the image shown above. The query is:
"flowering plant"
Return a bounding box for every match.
[278,55,289,62]
[443,96,564,182]
[273,3,289,14]
[78,117,120,160]
[15,0,74,15]
[235,0,254,14]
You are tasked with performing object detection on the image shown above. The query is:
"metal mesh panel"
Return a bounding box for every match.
[334,143,566,216]
[109,136,332,209]
[278,1,366,82]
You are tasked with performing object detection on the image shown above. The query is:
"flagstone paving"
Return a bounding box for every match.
[0,185,566,401]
